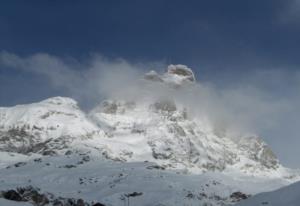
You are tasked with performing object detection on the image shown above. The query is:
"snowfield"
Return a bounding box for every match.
[0,152,295,206]
[236,180,300,206]
[0,65,299,206]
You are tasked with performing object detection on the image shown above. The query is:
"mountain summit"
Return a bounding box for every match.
[0,65,299,206]
[0,65,285,175]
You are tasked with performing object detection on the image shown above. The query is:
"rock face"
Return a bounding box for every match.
[167,64,196,82]
[238,136,278,169]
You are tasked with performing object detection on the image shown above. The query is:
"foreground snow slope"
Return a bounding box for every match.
[236,180,300,206]
[0,198,31,206]
[0,153,294,206]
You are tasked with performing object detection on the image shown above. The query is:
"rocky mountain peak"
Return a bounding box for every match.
[144,64,196,87]
[166,64,196,82]
[0,65,295,178]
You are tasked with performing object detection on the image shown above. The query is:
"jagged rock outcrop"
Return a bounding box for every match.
[238,136,279,169]
[166,64,196,82]
[144,64,195,87]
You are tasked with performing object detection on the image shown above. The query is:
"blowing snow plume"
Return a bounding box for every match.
[0,55,291,176]
[0,52,291,135]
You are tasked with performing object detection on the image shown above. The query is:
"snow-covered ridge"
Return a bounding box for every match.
[0,96,99,139]
[0,65,299,206]
[0,65,297,177]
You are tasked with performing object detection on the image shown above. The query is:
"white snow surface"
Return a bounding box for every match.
[0,198,32,206]
[236,180,300,206]
[0,153,295,206]
[0,96,99,140]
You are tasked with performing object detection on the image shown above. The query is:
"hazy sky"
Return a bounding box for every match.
[0,0,300,168]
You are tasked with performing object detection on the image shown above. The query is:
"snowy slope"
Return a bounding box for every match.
[0,199,32,206]
[236,181,300,206]
[0,153,294,206]
[0,96,99,139]
[0,96,102,155]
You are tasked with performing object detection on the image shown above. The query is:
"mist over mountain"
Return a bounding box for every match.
[0,63,300,206]
[2,52,300,168]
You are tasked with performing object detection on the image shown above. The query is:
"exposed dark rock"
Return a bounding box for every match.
[76,199,85,206]
[186,192,195,199]
[167,64,195,82]
[82,156,90,162]
[1,186,106,206]
[52,199,64,206]
[0,129,71,156]
[151,149,172,160]
[42,150,57,156]
[152,100,177,113]
[168,123,186,136]
[2,190,23,201]
[65,150,73,156]
[230,191,250,202]
[125,192,143,197]
[14,162,27,167]
[92,203,106,206]
[101,100,118,114]
[61,164,77,169]
[238,136,278,169]
[34,158,42,163]
[146,165,166,170]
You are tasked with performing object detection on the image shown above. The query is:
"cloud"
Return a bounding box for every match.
[0,51,164,107]
[1,51,300,167]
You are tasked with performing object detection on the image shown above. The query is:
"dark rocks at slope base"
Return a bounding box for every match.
[124,192,143,197]
[0,186,107,206]
[2,189,23,201]
[92,203,106,206]
[146,164,166,170]
[230,191,250,202]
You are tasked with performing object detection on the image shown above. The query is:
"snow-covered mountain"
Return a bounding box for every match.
[0,65,299,206]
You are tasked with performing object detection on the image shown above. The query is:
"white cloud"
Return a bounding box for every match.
[1,51,300,167]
